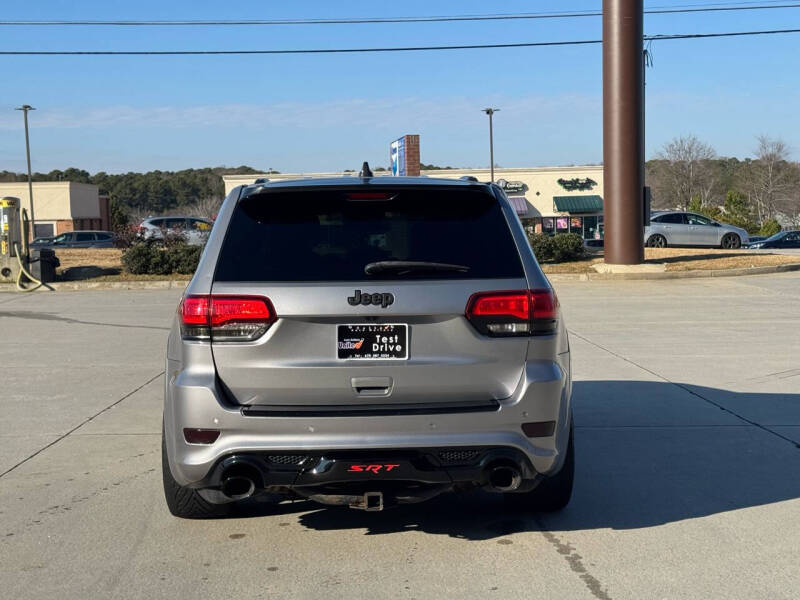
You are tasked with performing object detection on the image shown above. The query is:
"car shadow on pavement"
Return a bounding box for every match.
[242,381,800,539]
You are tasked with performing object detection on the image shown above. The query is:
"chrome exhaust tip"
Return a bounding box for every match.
[221,476,256,500]
[488,465,522,492]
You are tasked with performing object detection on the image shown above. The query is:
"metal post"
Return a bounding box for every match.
[16,105,36,240]
[603,0,644,264]
[483,108,499,182]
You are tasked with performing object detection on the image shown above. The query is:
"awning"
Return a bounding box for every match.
[508,196,529,215]
[553,195,603,213]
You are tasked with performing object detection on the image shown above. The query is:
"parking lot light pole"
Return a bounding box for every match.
[15,104,36,239]
[483,108,499,182]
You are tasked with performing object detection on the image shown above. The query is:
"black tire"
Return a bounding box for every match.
[162,428,227,519]
[646,234,667,248]
[721,233,741,249]
[507,422,574,512]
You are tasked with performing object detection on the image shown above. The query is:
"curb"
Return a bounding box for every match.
[546,262,800,282]
[0,279,190,292]
[2,263,800,291]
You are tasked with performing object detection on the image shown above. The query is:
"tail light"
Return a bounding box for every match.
[466,289,558,337]
[180,295,276,341]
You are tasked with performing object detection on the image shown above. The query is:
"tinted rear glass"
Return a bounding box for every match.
[656,213,685,224]
[214,188,525,282]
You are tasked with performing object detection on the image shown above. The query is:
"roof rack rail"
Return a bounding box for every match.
[459,175,479,182]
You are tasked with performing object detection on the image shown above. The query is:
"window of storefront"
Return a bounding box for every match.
[583,215,599,240]
[555,216,569,234]
[542,217,554,234]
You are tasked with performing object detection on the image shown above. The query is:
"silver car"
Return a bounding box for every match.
[162,170,573,517]
[138,216,213,246]
[644,211,749,249]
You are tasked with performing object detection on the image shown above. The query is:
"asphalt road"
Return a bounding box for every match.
[1,273,799,600]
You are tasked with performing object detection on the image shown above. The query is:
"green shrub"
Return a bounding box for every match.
[170,244,203,274]
[121,242,202,275]
[528,233,556,262]
[551,233,585,262]
[758,218,781,238]
[527,232,585,263]
[121,243,155,274]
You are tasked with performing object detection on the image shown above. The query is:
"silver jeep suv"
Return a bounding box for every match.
[162,168,573,517]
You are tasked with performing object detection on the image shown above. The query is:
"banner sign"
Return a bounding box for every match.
[390,138,406,176]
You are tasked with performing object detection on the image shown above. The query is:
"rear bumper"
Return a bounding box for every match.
[164,355,571,487]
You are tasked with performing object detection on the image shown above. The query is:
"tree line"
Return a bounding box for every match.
[1,136,797,235]
[646,135,799,235]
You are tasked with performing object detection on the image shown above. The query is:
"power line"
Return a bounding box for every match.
[0,28,798,55]
[1,3,800,26]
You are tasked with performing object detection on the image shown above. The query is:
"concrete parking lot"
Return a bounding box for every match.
[1,273,799,600]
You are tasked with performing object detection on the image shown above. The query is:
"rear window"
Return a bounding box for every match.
[214,188,525,282]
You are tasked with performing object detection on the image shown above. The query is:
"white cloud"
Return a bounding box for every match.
[0,94,599,132]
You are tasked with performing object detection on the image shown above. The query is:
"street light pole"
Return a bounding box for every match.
[15,105,36,239]
[483,108,499,182]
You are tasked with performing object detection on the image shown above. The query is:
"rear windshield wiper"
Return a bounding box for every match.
[364,261,471,276]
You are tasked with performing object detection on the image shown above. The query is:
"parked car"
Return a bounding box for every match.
[745,236,766,245]
[41,230,115,249]
[644,211,749,249]
[746,230,800,249]
[30,236,55,248]
[162,167,574,518]
[138,216,213,246]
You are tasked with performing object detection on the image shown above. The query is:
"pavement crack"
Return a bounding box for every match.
[535,517,613,600]
[569,329,800,449]
[0,310,170,331]
[0,371,165,480]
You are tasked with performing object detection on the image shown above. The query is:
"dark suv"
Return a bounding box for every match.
[162,169,574,517]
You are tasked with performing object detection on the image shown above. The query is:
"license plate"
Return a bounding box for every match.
[337,324,408,360]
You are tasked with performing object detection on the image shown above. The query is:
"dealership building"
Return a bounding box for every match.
[223,164,605,240]
[0,181,110,239]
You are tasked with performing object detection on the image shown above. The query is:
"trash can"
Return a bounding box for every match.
[28,248,59,283]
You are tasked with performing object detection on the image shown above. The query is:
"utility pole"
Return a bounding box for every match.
[483,108,499,182]
[603,0,644,264]
[15,105,36,239]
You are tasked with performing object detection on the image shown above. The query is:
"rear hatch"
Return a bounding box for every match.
[209,184,531,409]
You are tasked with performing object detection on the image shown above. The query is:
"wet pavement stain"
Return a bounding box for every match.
[535,517,613,600]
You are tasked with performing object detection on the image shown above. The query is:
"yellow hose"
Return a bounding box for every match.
[13,242,51,292]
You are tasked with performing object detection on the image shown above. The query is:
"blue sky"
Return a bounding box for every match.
[0,0,798,173]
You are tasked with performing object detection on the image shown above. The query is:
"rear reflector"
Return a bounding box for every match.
[180,295,275,341]
[466,289,558,337]
[521,421,556,438]
[183,428,220,444]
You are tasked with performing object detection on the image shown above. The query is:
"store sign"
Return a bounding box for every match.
[390,137,405,176]
[496,179,527,194]
[557,177,597,192]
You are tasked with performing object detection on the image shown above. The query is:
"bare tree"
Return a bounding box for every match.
[742,136,794,225]
[651,135,717,210]
[188,196,223,219]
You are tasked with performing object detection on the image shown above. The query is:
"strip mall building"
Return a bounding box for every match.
[223,165,605,240]
[0,181,110,239]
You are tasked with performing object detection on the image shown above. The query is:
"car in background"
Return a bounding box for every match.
[30,236,55,248]
[644,211,749,249]
[138,216,213,246]
[746,230,800,249]
[39,231,115,249]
